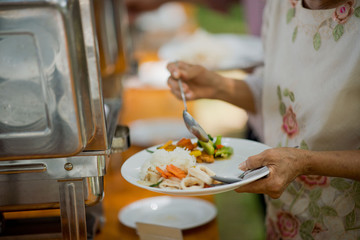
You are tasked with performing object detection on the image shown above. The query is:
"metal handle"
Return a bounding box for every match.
[111,125,130,153]
[178,79,188,111]
[0,163,47,174]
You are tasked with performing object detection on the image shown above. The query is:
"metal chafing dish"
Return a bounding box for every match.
[0,0,131,239]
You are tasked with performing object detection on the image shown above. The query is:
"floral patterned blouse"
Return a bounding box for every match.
[246,0,360,239]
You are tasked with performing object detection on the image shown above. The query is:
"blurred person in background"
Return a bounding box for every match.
[167,0,360,239]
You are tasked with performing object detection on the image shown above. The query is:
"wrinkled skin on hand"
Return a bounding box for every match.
[236,147,307,199]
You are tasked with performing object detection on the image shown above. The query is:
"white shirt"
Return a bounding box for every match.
[246,0,360,238]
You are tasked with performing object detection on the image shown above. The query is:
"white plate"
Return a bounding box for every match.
[121,138,270,196]
[118,196,217,230]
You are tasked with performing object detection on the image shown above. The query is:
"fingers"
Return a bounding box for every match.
[235,178,268,194]
[238,149,268,171]
[235,171,284,199]
[167,61,200,83]
[167,75,192,100]
[167,61,195,100]
[167,60,213,100]
[167,61,188,79]
[166,61,178,79]
[235,148,308,199]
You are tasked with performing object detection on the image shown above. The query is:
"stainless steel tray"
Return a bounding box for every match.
[0,0,109,160]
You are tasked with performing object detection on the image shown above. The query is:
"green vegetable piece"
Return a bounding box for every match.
[149,180,163,187]
[215,146,234,158]
[199,140,215,155]
[214,135,222,147]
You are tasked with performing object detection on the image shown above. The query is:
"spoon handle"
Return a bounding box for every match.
[178,79,188,111]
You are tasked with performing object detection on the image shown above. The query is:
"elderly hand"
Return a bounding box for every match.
[166,61,224,101]
[235,147,307,199]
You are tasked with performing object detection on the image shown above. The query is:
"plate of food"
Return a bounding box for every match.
[121,137,270,196]
[118,196,217,230]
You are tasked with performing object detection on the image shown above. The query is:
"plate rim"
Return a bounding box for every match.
[118,196,217,230]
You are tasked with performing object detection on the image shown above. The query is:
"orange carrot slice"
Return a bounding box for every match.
[156,167,169,178]
[166,164,187,179]
[176,138,196,150]
[176,138,189,146]
[156,166,175,178]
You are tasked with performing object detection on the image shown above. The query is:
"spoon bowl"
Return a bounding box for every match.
[178,79,209,142]
[183,110,209,142]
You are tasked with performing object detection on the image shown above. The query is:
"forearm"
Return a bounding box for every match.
[302,150,360,181]
[215,77,256,113]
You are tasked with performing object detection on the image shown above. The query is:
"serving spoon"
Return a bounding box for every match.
[177,79,209,142]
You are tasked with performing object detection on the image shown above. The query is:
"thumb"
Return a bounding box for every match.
[172,70,180,79]
[238,161,248,171]
[238,153,264,171]
[166,62,181,79]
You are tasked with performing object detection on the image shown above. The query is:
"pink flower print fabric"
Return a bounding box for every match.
[296,175,329,189]
[289,0,298,8]
[333,0,356,24]
[276,211,300,239]
[266,218,281,240]
[281,106,298,138]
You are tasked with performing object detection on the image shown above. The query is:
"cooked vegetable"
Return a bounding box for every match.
[198,139,215,155]
[166,164,187,179]
[146,149,154,153]
[156,165,187,180]
[156,166,175,178]
[159,140,173,149]
[214,146,233,158]
[208,134,214,141]
[149,180,163,187]
[216,144,224,149]
[214,135,222,147]
[176,138,197,150]
[148,135,233,162]
[190,150,202,157]
[159,140,177,151]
